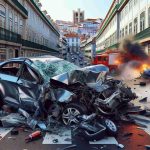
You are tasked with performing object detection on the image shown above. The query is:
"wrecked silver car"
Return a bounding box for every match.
[0,55,136,127]
[50,67,136,125]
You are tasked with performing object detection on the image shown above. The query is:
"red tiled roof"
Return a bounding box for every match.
[64,32,79,38]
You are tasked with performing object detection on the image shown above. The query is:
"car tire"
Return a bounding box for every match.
[102,119,117,136]
[62,103,87,125]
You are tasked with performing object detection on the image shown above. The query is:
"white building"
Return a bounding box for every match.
[58,35,68,58]
[96,0,150,54]
[0,0,60,61]
[64,33,80,53]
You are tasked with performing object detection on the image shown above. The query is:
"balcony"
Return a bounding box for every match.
[8,0,28,18]
[135,27,150,41]
[22,40,58,53]
[0,27,22,44]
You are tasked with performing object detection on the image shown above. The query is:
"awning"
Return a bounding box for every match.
[96,49,106,54]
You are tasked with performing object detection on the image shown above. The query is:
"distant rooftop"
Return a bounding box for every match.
[64,32,79,38]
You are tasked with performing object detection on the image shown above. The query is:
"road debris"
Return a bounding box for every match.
[139,97,148,103]
[11,129,19,135]
[25,131,42,143]
[123,133,133,137]
[53,139,59,143]
[134,82,146,86]
[117,144,124,149]
[57,145,77,150]
[8,136,16,140]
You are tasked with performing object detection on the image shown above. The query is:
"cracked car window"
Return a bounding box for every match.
[31,60,79,82]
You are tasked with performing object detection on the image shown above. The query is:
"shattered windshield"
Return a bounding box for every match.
[31,59,80,82]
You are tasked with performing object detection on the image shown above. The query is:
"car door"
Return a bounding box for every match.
[0,61,23,108]
[16,63,42,112]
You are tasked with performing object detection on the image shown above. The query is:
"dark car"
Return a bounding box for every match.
[0,55,109,125]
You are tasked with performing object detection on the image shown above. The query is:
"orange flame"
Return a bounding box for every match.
[138,63,150,73]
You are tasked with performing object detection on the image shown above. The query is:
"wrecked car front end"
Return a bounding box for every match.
[50,65,136,120]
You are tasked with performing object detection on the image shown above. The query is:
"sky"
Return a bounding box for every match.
[40,0,113,21]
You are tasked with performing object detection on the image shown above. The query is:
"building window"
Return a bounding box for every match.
[148,44,150,55]
[8,49,13,59]
[134,17,138,34]
[120,12,122,21]
[0,5,6,28]
[122,28,124,37]
[76,37,78,42]
[129,0,133,11]
[148,7,150,27]
[9,10,13,31]
[134,0,138,5]
[0,49,6,62]
[19,19,23,35]
[72,38,74,42]
[129,22,132,34]
[125,25,128,35]
[14,15,18,33]
[140,11,145,31]
[120,30,122,38]
[125,5,128,16]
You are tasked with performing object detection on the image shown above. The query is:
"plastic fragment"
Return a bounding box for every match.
[118,144,124,148]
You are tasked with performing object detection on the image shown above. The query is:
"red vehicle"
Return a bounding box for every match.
[92,52,119,72]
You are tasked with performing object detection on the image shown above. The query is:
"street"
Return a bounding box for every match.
[65,51,89,67]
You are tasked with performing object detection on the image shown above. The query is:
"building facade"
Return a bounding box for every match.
[55,20,78,35]
[80,36,96,60]
[73,8,84,25]
[58,35,68,59]
[0,0,60,61]
[64,33,80,53]
[96,0,150,54]
[78,18,103,37]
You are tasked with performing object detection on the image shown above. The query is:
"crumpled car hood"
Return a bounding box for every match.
[50,65,109,89]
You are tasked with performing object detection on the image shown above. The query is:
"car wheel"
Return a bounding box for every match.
[103,119,117,136]
[62,103,87,125]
